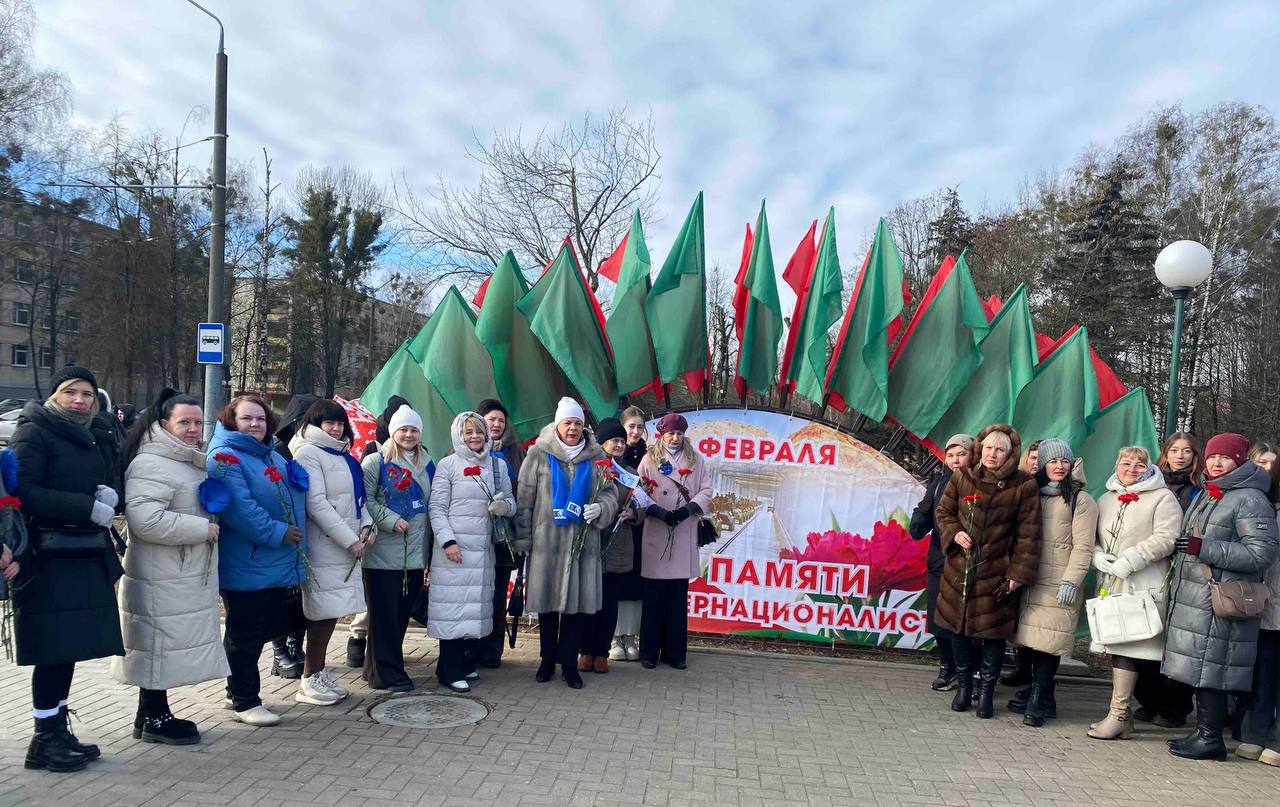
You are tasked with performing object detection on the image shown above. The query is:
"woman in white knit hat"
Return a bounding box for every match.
[515,398,619,689]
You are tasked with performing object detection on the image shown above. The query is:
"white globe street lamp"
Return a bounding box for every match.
[1155,240,1213,436]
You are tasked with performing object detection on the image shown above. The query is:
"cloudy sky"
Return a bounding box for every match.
[33,0,1280,297]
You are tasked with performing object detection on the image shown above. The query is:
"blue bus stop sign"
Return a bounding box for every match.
[197,322,225,365]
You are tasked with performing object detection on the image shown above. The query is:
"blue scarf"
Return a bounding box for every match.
[379,458,428,519]
[320,446,367,518]
[548,454,593,525]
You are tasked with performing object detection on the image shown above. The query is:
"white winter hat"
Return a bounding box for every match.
[388,406,423,435]
[554,397,585,424]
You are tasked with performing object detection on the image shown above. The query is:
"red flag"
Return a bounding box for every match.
[472,275,492,309]
[731,223,754,344]
[776,220,820,397]
[1039,325,1128,408]
[981,294,1004,321]
[598,232,628,284]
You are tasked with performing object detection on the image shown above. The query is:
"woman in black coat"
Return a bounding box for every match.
[10,366,124,773]
[909,434,973,692]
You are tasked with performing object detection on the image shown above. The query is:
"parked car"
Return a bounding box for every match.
[0,408,21,446]
[0,398,27,415]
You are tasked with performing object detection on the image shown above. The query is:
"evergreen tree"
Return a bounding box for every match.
[926,188,975,266]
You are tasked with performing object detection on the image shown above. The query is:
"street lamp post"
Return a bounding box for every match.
[186,1,228,441]
[1154,240,1213,437]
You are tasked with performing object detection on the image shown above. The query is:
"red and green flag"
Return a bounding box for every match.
[776,219,818,397]
[925,284,1038,453]
[517,240,619,418]
[824,217,905,419]
[884,252,989,436]
[783,208,842,405]
[645,192,710,393]
[603,212,661,399]
[1011,325,1100,450]
[733,201,783,399]
[475,250,574,439]
[359,332,454,462]
[1077,387,1160,498]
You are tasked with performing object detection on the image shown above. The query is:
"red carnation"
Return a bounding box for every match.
[213,452,240,465]
[0,495,20,511]
[780,520,926,600]
[677,468,693,477]
[395,477,412,491]
[1206,484,1224,501]
[264,466,284,483]
[595,459,611,467]
[1117,493,1140,504]
[962,494,982,504]
[463,466,482,477]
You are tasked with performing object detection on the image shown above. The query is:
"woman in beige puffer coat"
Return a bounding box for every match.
[1011,440,1097,727]
[114,392,228,746]
[290,401,370,706]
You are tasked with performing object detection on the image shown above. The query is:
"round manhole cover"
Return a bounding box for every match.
[368,695,489,729]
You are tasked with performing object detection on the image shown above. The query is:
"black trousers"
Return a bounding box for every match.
[436,638,474,684]
[641,578,689,666]
[363,567,424,689]
[581,572,622,657]
[538,611,584,670]
[952,637,1006,683]
[1244,629,1280,748]
[475,565,514,664]
[1126,657,1194,719]
[31,663,75,711]
[222,586,294,711]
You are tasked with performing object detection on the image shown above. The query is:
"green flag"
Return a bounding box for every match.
[359,340,453,461]
[1012,326,1100,449]
[885,253,990,436]
[605,212,660,397]
[734,201,784,398]
[824,217,905,419]
[925,284,1038,448]
[786,207,843,405]
[645,192,709,386]
[476,251,574,439]
[1077,387,1160,498]
[418,286,498,415]
[516,241,619,418]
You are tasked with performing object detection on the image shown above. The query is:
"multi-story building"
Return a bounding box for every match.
[0,197,116,401]
[228,277,426,403]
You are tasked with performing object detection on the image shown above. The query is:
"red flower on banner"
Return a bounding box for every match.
[0,495,20,511]
[780,520,926,599]
[1205,483,1224,501]
[463,466,482,477]
[264,466,284,484]
[212,452,240,465]
[677,468,693,477]
[1117,493,1140,504]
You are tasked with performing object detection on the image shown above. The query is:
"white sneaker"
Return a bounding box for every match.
[314,669,349,699]
[608,638,627,661]
[625,636,640,662]
[233,705,281,726]
[296,674,342,705]
[446,680,471,693]
[465,671,480,681]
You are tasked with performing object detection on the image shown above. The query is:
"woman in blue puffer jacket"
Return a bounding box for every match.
[206,394,308,728]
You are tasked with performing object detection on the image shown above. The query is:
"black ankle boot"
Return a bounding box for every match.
[138,713,200,746]
[931,663,957,692]
[1007,685,1032,714]
[975,641,1004,719]
[561,668,584,689]
[272,638,302,679]
[57,706,100,760]
[1022,683,1048,727]
[1170,689,1228,760]
[25,716,89,772]
[535,659,555,683]
[346,637,366,668]
[950,679,973,712]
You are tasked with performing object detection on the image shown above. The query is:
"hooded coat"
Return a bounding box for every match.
[1089,468,1182,660]
[427,413,514,639]
[515,424,620,615]
[112,424,229,689]
[933,423,1042,640]
[207,423,308,592]
[1013,462,1098,657]
[637,444,714,580]
[1162,461,1278,692]
[291,425,369,620]
[361,441,433,571]
[273,393,319,461]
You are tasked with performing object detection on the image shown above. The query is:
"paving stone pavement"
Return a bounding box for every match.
[0,630,1276,806]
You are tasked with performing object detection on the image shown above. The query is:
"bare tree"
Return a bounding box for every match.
[392,108,661,291]
[0,0,70,145]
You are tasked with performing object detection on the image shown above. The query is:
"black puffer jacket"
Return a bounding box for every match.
[273,393,320,460]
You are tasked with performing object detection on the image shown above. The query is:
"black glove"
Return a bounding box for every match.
[664,505,691,526]
[646,505,670,523]
[282,525,303,545]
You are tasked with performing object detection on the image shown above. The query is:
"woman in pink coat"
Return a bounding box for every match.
[637,413,713,670]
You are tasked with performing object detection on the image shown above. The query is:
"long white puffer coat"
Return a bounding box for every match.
[427,413,514,640]
[111,424,229,689]
[291,425,369,620]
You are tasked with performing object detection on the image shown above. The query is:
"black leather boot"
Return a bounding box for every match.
[950,639,974,712]
[271,638,302,679]
[535,658,555,683]
[24,716,89,772]
[975,641,1005,719]
[287,631,306,665]
[1007,685,1032,714]
[1170,689,1228,760]
[346,637,366,669]
[139,713,201,745]
[57,706,100,760]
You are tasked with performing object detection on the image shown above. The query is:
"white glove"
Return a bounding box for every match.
[1093,552,1117,575]
[582,503,603,524]
[90,500,115,528]
[488,497,512,517]
[1109,556,1135,579]
[95,485,119,509]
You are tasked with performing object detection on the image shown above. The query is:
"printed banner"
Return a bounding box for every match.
[654,408,931,649]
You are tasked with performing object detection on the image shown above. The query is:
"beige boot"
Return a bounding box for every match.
[1088,668,1137,740]
[1089,706,1133,731]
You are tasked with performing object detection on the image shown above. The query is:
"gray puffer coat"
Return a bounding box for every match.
[1162,462,1278,692]
[427,413,514,640]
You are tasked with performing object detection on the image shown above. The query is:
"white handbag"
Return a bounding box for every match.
[1086,589,1165,645]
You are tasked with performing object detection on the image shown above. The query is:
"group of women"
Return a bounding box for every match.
[0,365,711,773]
[911,423,1280,764]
